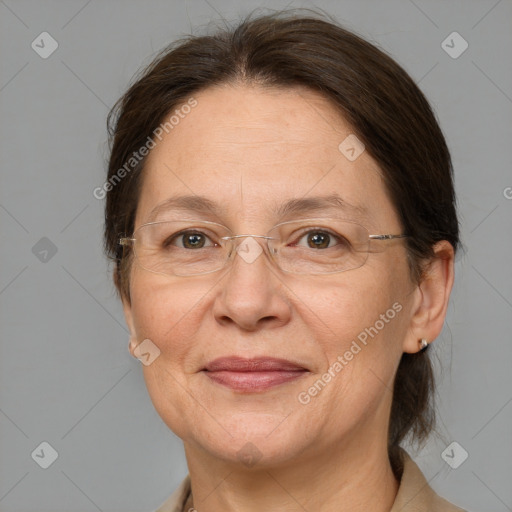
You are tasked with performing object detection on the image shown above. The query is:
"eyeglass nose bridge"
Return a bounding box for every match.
[219,234,280,266]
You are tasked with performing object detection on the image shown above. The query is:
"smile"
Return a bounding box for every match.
[202,357,309,392]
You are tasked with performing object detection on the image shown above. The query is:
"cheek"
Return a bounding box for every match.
[129,269,213,356]
[304,280,404,407]
[306,272,402,348]
[129,295,225,443]
[300,269,407,398]
[127,271,217,434]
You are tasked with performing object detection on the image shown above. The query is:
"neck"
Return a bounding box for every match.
[183,432,399,512]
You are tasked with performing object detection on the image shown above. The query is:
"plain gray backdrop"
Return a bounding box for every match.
[1,0,511,511]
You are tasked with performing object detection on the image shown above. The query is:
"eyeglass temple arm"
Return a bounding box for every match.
[368,234,408,240]
[119,237,135,246]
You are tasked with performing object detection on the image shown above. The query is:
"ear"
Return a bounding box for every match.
[122,295,139,358]
[402,240,455,354]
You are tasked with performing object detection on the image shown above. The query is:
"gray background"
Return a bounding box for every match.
[1,0,511,511]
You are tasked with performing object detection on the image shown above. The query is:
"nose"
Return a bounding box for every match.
[212,235,291,331]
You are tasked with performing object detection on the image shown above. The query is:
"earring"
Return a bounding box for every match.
[419,338,428,351]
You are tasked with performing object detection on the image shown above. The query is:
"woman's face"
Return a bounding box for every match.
[123,84,423,467]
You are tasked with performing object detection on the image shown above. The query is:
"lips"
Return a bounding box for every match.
[202,356,309,392]
[204,356,308,372]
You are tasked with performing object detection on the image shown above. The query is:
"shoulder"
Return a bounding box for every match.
[153,474,191,512]
[391,448,467,512]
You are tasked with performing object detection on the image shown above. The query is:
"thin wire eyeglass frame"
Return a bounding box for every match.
[118,217,409,277]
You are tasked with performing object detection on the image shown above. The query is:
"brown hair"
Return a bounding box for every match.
[104,9,459,477]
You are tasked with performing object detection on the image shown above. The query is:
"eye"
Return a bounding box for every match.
[292,229,349,250]
[163,230,217,249]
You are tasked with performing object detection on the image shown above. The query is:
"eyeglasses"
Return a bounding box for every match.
[118,218,408,277]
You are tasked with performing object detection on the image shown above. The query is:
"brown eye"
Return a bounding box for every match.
[164,230,214,249]
[293,229,348,250]
[305,231,331,249]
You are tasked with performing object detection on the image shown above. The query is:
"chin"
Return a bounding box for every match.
[190,413,312,469]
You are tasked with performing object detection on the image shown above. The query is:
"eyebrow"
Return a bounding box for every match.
[146,193,369,223]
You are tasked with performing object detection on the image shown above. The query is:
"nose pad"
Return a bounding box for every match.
[229,237,264,268]
[222,235,279,273]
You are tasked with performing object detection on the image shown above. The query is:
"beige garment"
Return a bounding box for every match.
[154,449,466,512]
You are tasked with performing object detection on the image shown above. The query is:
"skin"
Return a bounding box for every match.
[122,83,455,512]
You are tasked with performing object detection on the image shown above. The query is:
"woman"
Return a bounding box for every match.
[104,10,466,512]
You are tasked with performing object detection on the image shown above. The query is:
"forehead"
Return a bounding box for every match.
[135,84,397,230]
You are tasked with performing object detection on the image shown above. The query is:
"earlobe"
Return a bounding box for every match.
[121,295,139,357]
[402,241,455,354]
[128,336,139,357]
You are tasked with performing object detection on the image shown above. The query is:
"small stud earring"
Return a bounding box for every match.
[419,338,428,351]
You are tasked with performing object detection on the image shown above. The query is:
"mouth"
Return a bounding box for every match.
[201,356,309,393]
